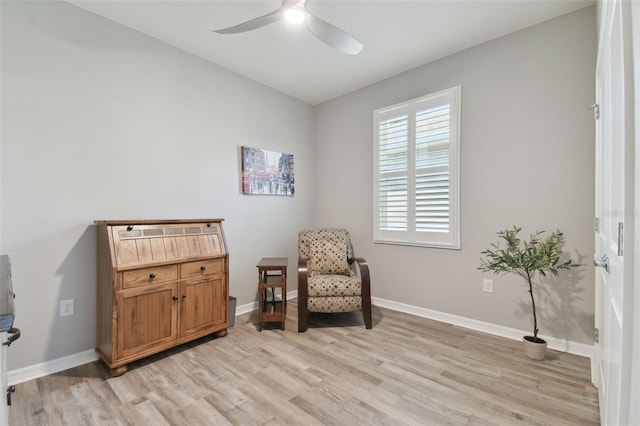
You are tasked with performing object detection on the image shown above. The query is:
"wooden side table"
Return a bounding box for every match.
[257,257,287,331]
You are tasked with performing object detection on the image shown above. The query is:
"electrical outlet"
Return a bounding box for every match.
[482,279,494,294]
[60,299,74,317]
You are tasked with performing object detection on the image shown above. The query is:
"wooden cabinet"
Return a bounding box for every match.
[95,219,229,376]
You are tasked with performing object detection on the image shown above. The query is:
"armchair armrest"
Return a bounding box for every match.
[349,257,372,329]
[298,257,309,332]
[298,257,308,292]
[349,257,370,291]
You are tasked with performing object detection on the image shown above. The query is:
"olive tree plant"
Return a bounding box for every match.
[479,226,580,343]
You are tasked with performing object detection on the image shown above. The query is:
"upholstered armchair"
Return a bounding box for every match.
[297,228,372,332]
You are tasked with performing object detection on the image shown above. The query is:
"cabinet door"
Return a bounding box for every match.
[116,283,178,360]
[180,276,227,337]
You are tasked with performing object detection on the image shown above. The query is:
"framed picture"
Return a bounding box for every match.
[241,146,294,196]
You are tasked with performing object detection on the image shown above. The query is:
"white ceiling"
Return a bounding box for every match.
[66,0,594,105]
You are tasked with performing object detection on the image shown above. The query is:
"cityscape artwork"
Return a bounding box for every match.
[241,146,294,196]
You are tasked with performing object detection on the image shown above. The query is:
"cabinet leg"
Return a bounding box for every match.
[215,329,228,338]
[110,365,128,377]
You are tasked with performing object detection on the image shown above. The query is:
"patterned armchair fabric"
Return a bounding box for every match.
[298,228,372,332]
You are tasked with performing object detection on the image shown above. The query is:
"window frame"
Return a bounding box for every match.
[373,86,461,249]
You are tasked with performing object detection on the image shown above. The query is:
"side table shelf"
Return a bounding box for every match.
[257,257,288,331]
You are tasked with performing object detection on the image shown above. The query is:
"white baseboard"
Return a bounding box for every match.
[235,290,298,316]
[8,291,591,385]
[9,349,98,386]
[372,296,594,358]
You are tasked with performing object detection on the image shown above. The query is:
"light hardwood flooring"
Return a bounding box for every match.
[10,300,599,425]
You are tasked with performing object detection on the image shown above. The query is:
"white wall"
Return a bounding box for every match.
[314,7,597,345]
[0,1,315,370]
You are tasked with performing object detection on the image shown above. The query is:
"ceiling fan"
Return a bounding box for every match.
[213,0,363,55]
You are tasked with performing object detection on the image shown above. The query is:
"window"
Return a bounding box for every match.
[373,86,461,249]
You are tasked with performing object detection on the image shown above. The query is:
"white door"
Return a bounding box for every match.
[593,1,634,425]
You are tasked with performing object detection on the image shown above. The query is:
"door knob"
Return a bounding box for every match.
[593,254,609,271]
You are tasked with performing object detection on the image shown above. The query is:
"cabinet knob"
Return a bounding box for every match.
[172,296,178,301]
[149,273,156,279]
[127,225,133,231]
[182,294,187,299]
[200,266,206,271]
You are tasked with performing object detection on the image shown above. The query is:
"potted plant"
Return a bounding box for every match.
[479,226,579,360]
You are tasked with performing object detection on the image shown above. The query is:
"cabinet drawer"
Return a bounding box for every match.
[182,258,223,278]
[122,265,178,289]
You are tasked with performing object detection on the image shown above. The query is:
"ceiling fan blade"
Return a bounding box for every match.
[303,11,363,55]
[213,9,281,34]
[213,1,300,34]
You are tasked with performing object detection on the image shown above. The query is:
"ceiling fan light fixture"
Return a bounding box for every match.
[284,7,305,25]
[213,0,363,55]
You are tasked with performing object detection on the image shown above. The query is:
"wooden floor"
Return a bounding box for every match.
[10,300,599,425]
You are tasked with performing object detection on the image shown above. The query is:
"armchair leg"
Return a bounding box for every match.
[363,298,372,329]
[353,256,372,329]
[298,301,308,332]
[298,294,309,333]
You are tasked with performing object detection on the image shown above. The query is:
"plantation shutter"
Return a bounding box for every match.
[374,86,460,249]
[415,104,450,233]
[378,114,409,231]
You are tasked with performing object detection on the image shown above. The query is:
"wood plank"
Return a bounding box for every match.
[198,235,213,255]
[187,236,201,257]
[135,239,153,264]
[122,296,137,353]
[210,234,221,253]
[175,237,190,258]
[162,237,178,260]
[135,294,149,348]
[148,292,162,343]
[149,238,167,261]
[116,240,138,265]
[9,300,599,426]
